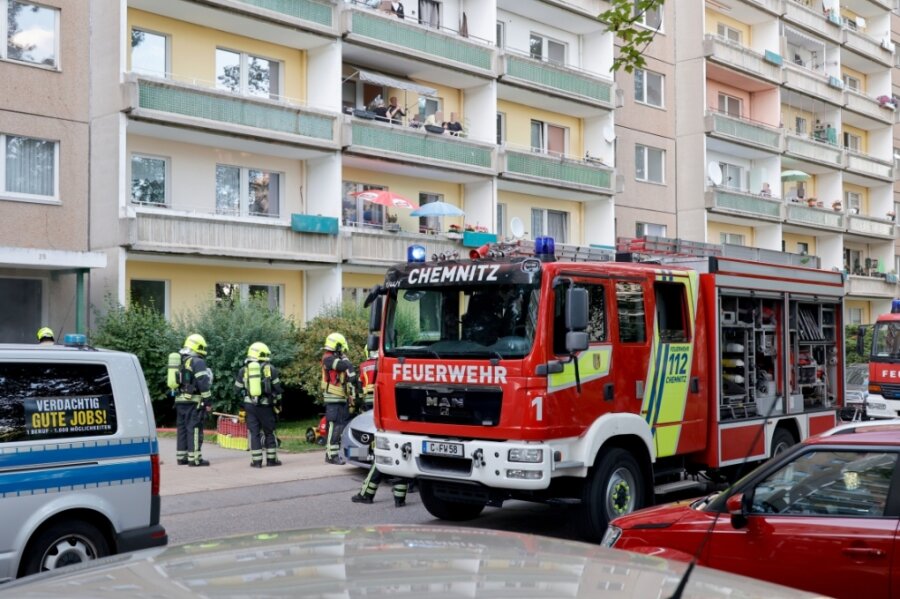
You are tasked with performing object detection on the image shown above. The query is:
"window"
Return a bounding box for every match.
[845,191,861,213]
[717,93,741,117]
[716,22,742,43]
[797,242,809,255]
[131,155,167,205]
[844,248,863,274]
[419,0,440,29]
[531,208,569,243]
[342,181,385,227]
[497,203,507,238]
[0,363,117,441]
[496,112,506,145]
[529,33,566,65]
[849,307,862,325]
[636,222,667,237]
[418,192,442,233]
[216,283,282,311]
[3,134,57,200]
[843,132,861,152]
[719,162,743,190]
[4,1,58,67]
[553,283,607,355]
[720,232,745,245]
[616,281,646,343]
[842,74,861,92]
[496,21,505,48]
[343,286,372,305]
[531,120,567,156]
[216,165,281,218]
[750,450,896,517]
[417,96,441,121]
[654,282,688,342]
[216,48,281,100]
[634,69,664,107]
[635,144,664,183]
[130,279,167,316]
[130,29,167,76]
[0,277,42,343]
[795,116,808,135]
[634,2,662,29]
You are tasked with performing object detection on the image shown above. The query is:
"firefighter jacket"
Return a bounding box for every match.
[235,360,283,406]
[321,351,359,404]
[360,357,377,407]
[175,353,212,408]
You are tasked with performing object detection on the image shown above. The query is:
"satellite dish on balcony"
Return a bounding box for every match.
[602,125,616,142]
[707,162,723,186]
[509,217,525,239]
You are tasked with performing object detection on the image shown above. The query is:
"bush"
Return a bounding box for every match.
[845,324,873,364]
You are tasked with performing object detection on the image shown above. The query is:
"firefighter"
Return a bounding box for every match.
[321,332,359,465]
[36,327,55,345]
[235,342,283,468]
[351,459,408,507]
[174,333,213,466]
[359,350,378,412]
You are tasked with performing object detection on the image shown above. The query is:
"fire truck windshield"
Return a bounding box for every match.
[383,283,540,359]
[871,321,900,362]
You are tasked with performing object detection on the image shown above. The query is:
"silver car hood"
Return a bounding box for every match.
[3,525,826,599]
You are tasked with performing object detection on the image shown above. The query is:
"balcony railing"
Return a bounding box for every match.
[705,111,782,152]
[847,275,897,298]
[345,119,495,173]
[842,28,893,67]
[342,228,462,267]
[844,89,896,124]
[500,52,613,108]
[785,203,845,230]
[846,213,896,238]
[782,65,844,106]
[702,35,782,84]
[784,132,843,167]
[231,0,334,28]
[844,150,894,181]
[783,1,841,43]
[500,147,614,194]
[129,75,339,148]
[128,210,339,263]
[705,188,783,221]
[343,6,495,75]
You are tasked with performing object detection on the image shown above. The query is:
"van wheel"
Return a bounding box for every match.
[420,480,486,521]
[771,428,796,457]
[22,521,109,576]
[305,427,316,444]
[579,448,645,542]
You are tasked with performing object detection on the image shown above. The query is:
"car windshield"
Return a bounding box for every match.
[384,283,539,359]
[846,366,868,386]
[872,321,900,362]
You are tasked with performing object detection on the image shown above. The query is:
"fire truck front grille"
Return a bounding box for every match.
[880,384,900,399]
[395,386,502,426]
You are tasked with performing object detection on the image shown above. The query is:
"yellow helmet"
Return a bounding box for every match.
[183,333,208,356]
[247,342,271,361]
[37,327,55,342]
[323,332,348,353]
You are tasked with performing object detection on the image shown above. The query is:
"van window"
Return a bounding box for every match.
[616,281,646,343]
[0,363,117,442]
[654,281,689,342]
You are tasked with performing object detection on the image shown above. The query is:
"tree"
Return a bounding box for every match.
[599,0,665,73]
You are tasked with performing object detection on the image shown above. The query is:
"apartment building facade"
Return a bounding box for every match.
[86,0,618,322]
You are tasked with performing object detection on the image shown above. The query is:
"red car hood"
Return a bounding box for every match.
[613,498,701,530]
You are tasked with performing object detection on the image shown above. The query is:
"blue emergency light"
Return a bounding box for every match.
[535,236,556,262]
[892,299,900,314]
[407,244,427,263]
[63,334,87,347]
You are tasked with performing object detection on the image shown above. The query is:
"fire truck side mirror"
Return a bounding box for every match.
[369,296,384,333]
[565,287,589,332]
[856,327,865,356]
[367,333,380,352]
[566,331,589,353]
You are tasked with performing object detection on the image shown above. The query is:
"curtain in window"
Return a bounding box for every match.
[547,210,568,243]
[249,170,279,217]
[216,165,241,215]
[6,136,53,196]
[547,125,565,156]
[531,208,543,238]
[419,0,440,28]
[531,121,543,152]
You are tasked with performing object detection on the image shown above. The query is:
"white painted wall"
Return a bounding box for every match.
[464,179,495,231]
[817,233,843,271]
[755,223,782,251]
[308,40,342,112]
[307,153,342,218]
[465,80,496,145]
[305,267,342,319]
[583,199,615,248]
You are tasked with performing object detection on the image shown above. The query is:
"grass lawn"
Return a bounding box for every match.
[158,417,324,453]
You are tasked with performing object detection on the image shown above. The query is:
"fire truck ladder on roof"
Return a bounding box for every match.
[498,239,617,263]
[616,236,819,268]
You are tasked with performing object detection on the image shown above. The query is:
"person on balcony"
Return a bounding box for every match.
[442,112,463,136]
[385,96,405,124]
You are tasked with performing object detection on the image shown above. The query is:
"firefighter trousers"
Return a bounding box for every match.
[324,401,349,460]
[245,402,277,464]
[175,402,204,464]
[360,463,408,503]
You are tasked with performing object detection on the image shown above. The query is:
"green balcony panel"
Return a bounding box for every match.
[507,152,612,190]
[291,214,339,235]
[506,56,611,104]
[235,0,333,26]
[138,81,334,140]
[352,122,492,168]
[787,205,843,228]
[712,114,780,150]
[714,190,781,218]
[351,11,491,70]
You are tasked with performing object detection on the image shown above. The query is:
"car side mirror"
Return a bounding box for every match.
[726,492,747,529]
[369,296,383,333]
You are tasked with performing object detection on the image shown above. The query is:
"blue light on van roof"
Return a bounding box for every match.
[407,245,427,263]
[892,299,900,314]
[63,334,87,347]
[535,236,555,261]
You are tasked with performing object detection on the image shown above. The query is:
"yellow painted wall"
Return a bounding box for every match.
[342,167,465,233]
[705,10,750,42]
[840,65,867,93]
[497,99,583,157]
[707,222,753,245]
[782,233,816,255]
[128,9,306,102]
[780,105,815,135]
[843,124,868,153]
[498,190,582,244]
[127,261,304,321]
[343,273,385,289]
[843,182,869,213]
[845,300,870,324]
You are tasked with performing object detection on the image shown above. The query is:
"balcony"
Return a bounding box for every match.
[342,6,495,77]
[782,66,844,106]
[702,35,782,85]
[705,188,783,222]
[846,213,896,239]
[342,228,462,267]
[705,111,782,153]
[843,89,896,125]
[844,150,894,182]
[233,0,334,27]
[783,132,843,167]
[499,147,614,195]
[842,28,893,67]
[782,1,841,42]
[126,75,340,150]
[785,203,845,231]
[846,275,897,298]
[127,210,339,263]
[499,52,613,109]
[344,118,496,174]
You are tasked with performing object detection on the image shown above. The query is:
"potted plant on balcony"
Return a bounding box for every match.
[446,223,462,239]
[877,95,897,110]
[831,200,842,211]
[384,212,400,232]
[806,197,817,208]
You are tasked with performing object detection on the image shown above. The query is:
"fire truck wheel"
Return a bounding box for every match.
[579,448,645,542]
[419,480,486,521]
[770,428,796,457]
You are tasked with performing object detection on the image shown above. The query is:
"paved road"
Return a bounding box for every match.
[159,437,579,545]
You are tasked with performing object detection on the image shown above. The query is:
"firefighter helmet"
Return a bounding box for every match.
[36,327,55,342]
[183,333,208,356]
[323,332,348,353]
[247,342,271,361]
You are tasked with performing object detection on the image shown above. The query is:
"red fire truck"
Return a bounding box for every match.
[367,236,845,540]
[862,300,900,418]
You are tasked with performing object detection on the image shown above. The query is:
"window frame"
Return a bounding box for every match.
[634,2,663,31]
[842,73,861,92]
[496,112,506,146]
[215,282,283,312]
[530,119,569,156]
[635,144,665,184]
[215,46,283,100]
[418,191,443,234]
[720,232,746,245]
[531,208,569,244]
[130,153,169,207]
[844,132,862,152]
[496,20,505,48]
[844,191,861,213]
[717,92,742,118]
[215,163,283,219]
[129,278,169,318]
[716,22,742,44]
[0,133,60,204]
[130,27,169,77]
[636,222,667,237]
[616,280,647,344]
[1,0,60,70]
[718,161,743,190]
[634,68,664,108]
[342,180,386,228]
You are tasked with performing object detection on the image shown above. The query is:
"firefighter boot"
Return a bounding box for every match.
[351,493,374,504]
[177,459,189,466]
[250,461,263,468]
[189,459,210,467]
[326,454,345,465]
[394,497,406,508]
[267,458,282,467]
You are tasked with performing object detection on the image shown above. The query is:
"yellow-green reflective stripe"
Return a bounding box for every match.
[547,346,612,393]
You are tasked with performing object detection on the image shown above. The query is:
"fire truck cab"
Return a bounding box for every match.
[369,237,845,540]
[864,300,900,418]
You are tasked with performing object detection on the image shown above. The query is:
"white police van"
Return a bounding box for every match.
[0,336,167,581]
